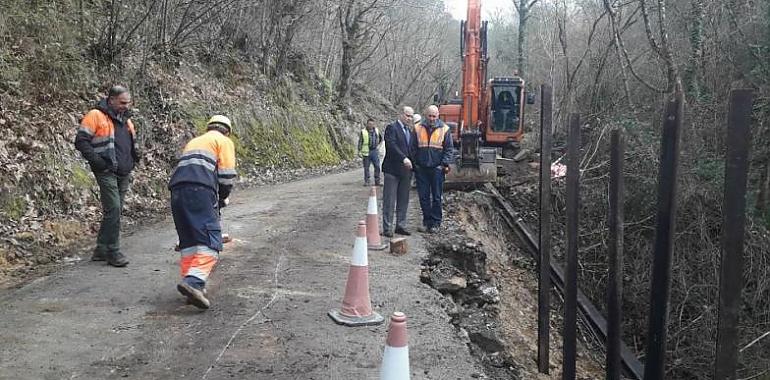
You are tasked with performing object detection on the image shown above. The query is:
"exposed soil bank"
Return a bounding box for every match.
[420,189,605,379]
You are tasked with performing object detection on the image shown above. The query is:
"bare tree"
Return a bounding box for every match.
[639,0,681,93]
[336,0,394,107]
[513,0,540,78]
[684,0,705,99]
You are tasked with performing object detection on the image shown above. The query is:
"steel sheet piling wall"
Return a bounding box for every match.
[643,89,684,380]
[714,89,753,380]
[538,84,553,375]
[607,130,625,380]
[563,113,580,380]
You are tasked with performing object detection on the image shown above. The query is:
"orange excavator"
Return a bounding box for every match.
[439,0,534,184]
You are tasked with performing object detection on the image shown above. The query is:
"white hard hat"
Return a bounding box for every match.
[207,115,232,132]
[413,113,422,123]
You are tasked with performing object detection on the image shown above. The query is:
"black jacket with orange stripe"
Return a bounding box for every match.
[75,99,139,176]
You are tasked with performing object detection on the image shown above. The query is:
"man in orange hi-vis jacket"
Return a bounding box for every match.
[75,85,139,268]
[169,115,236,309]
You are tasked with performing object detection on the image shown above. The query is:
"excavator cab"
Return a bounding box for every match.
[484,77,527,152]
[491,87,519,132]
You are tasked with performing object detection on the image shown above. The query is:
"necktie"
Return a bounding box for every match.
[403,125,410,145]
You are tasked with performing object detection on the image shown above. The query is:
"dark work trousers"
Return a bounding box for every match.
[171,185,222,289]
[94,172,130,255]
[415,166,445,228]
[382,171,412,233]
[362,149,381,185]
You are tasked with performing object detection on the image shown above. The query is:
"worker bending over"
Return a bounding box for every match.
[168,115,237,309]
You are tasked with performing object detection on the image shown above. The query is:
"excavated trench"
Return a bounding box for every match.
[420,189,605,380]
[420,234,518,379]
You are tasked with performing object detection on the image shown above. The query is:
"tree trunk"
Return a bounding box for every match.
[336,40,353,106]
[684,0,705,100]
[603,0,633,107]
[516,0,530,77]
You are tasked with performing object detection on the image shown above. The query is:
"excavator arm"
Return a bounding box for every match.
[441,0,497,184]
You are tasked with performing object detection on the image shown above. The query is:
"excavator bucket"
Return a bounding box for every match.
[445,162,497,184]
[445,147,497,185]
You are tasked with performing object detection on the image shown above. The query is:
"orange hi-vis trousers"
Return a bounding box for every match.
[179,245,219,282]
[170,184,223,286]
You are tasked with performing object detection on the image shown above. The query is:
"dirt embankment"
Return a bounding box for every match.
[420,182,606,379]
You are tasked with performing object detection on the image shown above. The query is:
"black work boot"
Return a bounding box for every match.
[177,283,210,309]
[91,249,106,261]
[106,251,129,267]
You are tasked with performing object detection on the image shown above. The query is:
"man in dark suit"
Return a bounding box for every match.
[381,106,416,237]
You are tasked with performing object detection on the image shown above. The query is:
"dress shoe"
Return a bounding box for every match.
[394,227,411,236]
[383,231,394,238]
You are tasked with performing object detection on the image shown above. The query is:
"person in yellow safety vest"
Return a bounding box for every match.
[168,115,237,309]
[357,118,383,186]
[412,105,454,234]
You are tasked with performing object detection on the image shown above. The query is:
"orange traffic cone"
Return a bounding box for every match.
[380,312,410,380]
[328,221,384,326]
[366,186,388,250]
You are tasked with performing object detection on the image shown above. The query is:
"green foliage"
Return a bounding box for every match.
[1,194,27,221]
[236,109,344,169]
[70,165,94,190]
[191,115,210,135]
[1,0,92,94]
[174,93,352,171]
[694,158,725,185]
[617,116,656,143]
[0,50,22,90]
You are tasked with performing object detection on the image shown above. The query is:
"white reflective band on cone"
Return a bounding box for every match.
[380,346,410,380]
[367,196,378,215]
[350,236,368,267]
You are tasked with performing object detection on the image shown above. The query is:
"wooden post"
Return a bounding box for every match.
[643,89,684,380]
[538,84,553,375]
[562,113,580,380]
[607,129,625,380]
[714,89,753,380]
